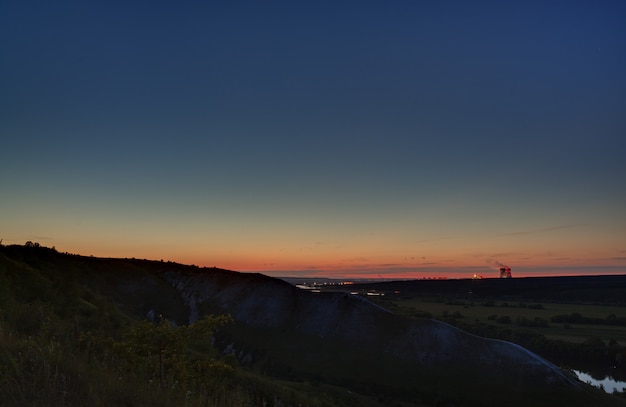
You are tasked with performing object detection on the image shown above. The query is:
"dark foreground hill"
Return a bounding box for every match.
[0,244,623,407]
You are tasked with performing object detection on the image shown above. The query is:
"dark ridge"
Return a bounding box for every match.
[350,275,626,304]
[1,244,623,407]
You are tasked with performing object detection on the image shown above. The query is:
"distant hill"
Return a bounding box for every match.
[1,244,623,407]
[348,275,626,304]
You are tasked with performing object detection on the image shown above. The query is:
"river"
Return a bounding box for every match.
[573,370,626,394]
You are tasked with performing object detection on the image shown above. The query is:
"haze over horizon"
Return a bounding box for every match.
[2,1,625,280]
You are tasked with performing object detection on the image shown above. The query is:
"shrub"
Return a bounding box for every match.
[496,316,511,324]
[516,317,549,328]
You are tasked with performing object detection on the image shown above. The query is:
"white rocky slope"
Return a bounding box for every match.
[161,268,580,389]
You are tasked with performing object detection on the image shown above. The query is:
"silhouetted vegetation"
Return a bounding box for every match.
[2,243,625,407]
[552,312,626,326]
[0,244,272,406]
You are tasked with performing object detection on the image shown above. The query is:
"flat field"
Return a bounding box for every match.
[385,297,626,345]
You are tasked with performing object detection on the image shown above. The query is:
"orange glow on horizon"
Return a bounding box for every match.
[44,239,625,281]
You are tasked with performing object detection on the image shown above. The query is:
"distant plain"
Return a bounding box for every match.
[385,298,626,345]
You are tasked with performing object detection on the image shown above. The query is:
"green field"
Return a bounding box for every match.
[383,297,626,345]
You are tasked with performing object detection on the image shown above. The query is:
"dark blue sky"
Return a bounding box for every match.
[2,1,625,277]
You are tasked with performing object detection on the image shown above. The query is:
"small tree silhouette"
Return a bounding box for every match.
[115,314,233,389]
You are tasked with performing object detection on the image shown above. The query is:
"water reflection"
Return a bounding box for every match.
[573,370,626,394]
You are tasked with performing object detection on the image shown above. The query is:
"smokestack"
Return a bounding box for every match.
[499,266,512,278]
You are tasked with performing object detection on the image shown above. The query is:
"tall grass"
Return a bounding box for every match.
[0,303,260,406]
[2,245,624,407]
[0,247,257,407]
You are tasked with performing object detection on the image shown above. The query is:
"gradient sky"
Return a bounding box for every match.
[2,1,625,279]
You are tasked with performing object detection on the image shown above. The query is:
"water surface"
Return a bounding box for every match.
[573,370,626,394]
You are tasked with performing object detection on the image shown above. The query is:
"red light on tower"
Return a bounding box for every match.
[499,266,512,278]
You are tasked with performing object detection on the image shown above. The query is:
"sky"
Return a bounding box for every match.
[1,1,625,279]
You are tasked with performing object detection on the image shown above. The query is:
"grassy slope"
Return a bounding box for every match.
[220,320,621,407]
[0,246,253,406]
[1,244,624,407]
[0,245,394,407]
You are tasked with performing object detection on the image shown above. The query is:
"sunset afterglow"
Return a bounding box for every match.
[1,2,624,280]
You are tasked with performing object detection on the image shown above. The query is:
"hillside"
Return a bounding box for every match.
[1,244,623,407]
